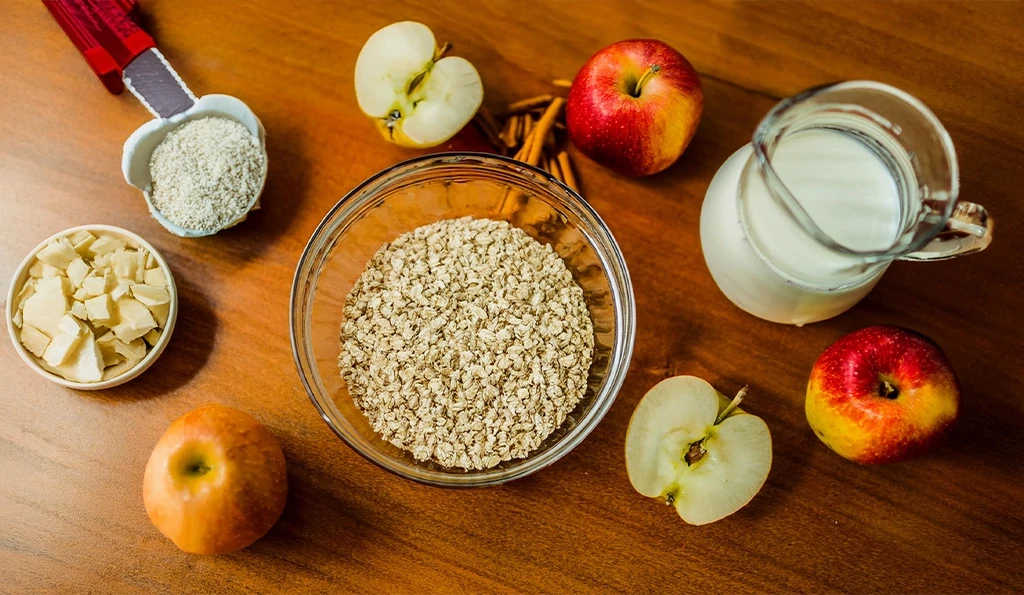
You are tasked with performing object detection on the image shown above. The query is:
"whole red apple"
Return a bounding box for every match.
[805,326,960,464]
[566,39,703,177]
[143,404,288,554]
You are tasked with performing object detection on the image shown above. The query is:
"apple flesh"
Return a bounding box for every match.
[566,39,703,176]
[806,326,960,464]
[143,404,288,554]
[354,21,483,148]
[625,376,772,525]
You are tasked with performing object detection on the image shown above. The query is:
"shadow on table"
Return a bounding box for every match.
[91,275,217,401]
[208,120,314,263]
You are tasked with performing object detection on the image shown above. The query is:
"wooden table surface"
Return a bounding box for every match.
[2,1,1022,593]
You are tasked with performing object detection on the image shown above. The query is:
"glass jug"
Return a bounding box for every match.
[700,81,992,325]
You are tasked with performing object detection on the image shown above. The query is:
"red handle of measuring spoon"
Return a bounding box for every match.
[43,0,155,94]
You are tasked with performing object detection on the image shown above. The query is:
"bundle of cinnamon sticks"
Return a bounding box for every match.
[473,80,580,193]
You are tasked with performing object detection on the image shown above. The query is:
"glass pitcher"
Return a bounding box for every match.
[700,81,992,325]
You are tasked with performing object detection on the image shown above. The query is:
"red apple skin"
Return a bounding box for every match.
[143,405,288,554]
[805,326,960,464]
[566,39,703,177]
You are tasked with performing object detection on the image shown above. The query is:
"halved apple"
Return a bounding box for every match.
[625,376,772,525]
[354,21,483,148]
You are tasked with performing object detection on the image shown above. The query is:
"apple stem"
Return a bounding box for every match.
[715,385,749,425]
[632,64,661,97]
[434,42,452,62]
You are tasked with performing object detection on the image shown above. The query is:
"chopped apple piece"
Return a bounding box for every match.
[84,294,114,324]
[70,230,97,256]
[28,260,46,278]
[50,330,103,383]
[22,281,68,338]
[111,279,132,301]
[43,330,83,367]
[58,314,87,337]
[113,337,148,361]
[144,267,167,288]
[73,287,89,301]
[145,252,157,269]
[88,235,125,256]
[149,302,170,328]
[20,325,50,357]
[15,280,36,310]
[66,258,90,288]
[625,376,772,525]
[143,328,162,347]
[135,250,148,282]
[110,249,139,280]
[41,263,61,278]
[112,298,157,342]
[36,238,80,269]
[12,309,23,328]
[70,301,90,320]
[131,284,171,307]
[102,358,136,380]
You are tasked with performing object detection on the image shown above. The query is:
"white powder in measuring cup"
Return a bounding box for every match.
[149,116,265,233]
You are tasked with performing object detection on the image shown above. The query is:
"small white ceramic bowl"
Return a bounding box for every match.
[121,94,269,238]
[6,225,179,390]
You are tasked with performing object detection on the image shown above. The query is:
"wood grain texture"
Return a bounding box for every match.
[2,1,1022,593]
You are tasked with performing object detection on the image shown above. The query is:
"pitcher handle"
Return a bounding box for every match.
[898,201,993,262]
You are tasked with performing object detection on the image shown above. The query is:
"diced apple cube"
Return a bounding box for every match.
[35,277,65,295]
[145,252,156,269]
[12,309,23,328]
[149,302,170,328]
[36,238,80,269]
[52,330,103,383]
[113,337,147,361]
[88,235,125,256]
[92,253,109,270]
[28,261,45,278]
[66,258,90,288]
[43,330,83,366]
[15,280,36,310]
[102,358,135,381]
[69,230,94,246]
[20,325,50,357]
[22,283,68,338]
[58,314,87,337]
[143,267,167,288]
[73,287,89,301]
[112,298,156,342]
[70,301,89,320]
[110,249,138,281]
[111,279,132,301]
[131,284,171,307]
[85,294,114,324]
[143,328,161,347]
[41,264,61,278]
[134,250,147,283]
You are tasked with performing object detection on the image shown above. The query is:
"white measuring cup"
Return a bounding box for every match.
[121,94,269,238]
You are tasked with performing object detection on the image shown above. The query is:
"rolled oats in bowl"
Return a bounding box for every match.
[339,217,595,470]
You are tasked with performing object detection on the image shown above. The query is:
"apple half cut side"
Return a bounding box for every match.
[354,21,483,148]
[625,376,772,525]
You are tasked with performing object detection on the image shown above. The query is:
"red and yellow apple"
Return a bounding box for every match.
[566,39,703,177]
[143,404,288,554]
[806,326,960,464]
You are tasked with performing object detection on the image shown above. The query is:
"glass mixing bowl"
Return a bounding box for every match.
[291,153,635,487]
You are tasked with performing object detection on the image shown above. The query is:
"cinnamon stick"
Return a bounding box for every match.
[552,78,573,88]
[547,156,563,182]
[505,94,555,114]
[557,151,578,192]
[526,98,564,166]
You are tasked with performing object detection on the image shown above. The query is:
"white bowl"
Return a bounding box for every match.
[5,225,179,390]
[121,94,269,238]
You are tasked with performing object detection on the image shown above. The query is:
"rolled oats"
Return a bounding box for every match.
[339,217,594,470]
